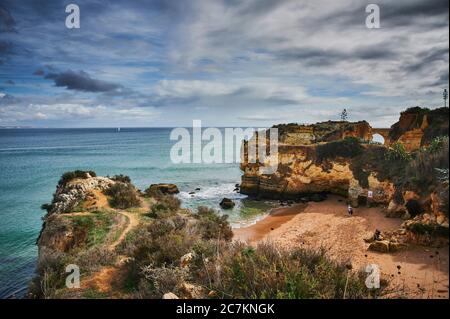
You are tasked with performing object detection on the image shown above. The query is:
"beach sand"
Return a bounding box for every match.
[233,195,449,299]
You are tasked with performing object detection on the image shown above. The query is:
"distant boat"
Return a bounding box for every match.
[117,127,121,132]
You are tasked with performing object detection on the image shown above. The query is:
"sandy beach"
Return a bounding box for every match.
[233,195,449,299]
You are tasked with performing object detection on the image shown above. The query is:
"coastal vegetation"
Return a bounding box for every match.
[31,175,382,299]
[105,182,141,209]
[58,170,97,186]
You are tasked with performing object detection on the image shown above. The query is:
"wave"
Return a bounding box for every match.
[178,183,247,201]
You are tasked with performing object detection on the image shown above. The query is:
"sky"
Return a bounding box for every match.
[0,0,448,128]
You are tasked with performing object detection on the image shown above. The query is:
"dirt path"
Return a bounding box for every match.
[79,210,140,296]
[109,211,139,250]
[234,195,449,299]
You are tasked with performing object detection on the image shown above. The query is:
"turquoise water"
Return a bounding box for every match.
[0,128,273,298]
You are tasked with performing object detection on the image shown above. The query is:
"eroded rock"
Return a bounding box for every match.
[368,240,390,253]
[148,183,180,195]
[220,198,235,209]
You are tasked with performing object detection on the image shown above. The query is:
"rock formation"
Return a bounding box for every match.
[388,107,449,151]
[240,120,392,206]
[147,183,180,195]
[43,176,115,216]
[240,107,449,215]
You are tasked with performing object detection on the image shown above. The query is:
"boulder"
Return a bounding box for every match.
[385,200,406,218]
[148,183,180,194]
[162,292,179,299]
[368,240,390,253]
[220,198,235,209]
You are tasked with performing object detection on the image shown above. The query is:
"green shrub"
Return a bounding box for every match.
[196,206,233,241]
[141,264,188,297]
[69,211,114,247]
[105,183,141,209]
[405,137,448,192]
[425,136,447,153]
[58,170,96,186]
[73,246,117,273]
[149,195,181,217]
[385,143,412,162]
[110,174,132,184]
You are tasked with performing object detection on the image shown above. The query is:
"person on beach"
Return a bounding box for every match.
[347,204,353,216]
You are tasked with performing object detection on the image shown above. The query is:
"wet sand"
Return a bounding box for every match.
[233,195,449,299]
[233,203,307,243]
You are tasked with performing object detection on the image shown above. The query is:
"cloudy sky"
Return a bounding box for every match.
[0,0,448,128]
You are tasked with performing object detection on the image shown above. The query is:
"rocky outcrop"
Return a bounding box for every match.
[44,176,115,216]
[388,107,449,151]
[147,183,180,195]
[220,198,235,209]
[273,120,372,145]
[240,122,394,206]
[240,107,449,209]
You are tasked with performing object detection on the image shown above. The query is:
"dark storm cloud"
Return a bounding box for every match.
[0,41,12,55]
[430,71,450,87]
[403,48,449,73]
[0,4,16,33]
[381,0,449,26]
[44,70,122,93]
[274,45,398,66]
[329,0,449,28]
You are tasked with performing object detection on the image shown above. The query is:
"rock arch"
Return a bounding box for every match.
[371,128,391,146]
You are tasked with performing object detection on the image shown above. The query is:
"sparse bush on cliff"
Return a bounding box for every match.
[141,264,189,297]
[196,206,233,241]
[316,137,364,163]
[422,107,449,144]
[436,168,449,216]
[110,174,132,184]
[148,194,181,217]
[105,182,141,209]
[385,142,412,162]
[58,170,96,186]
[405,137,448,192]
[73,246,117,273]
[29,247,67,298]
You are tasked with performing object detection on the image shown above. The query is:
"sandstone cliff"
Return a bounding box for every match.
[240,107,449,223]
[388,107,449,151]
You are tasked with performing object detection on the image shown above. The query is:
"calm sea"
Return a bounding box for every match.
[0,128,273,298]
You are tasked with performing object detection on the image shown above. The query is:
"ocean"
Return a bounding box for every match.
[0,128,273,298]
